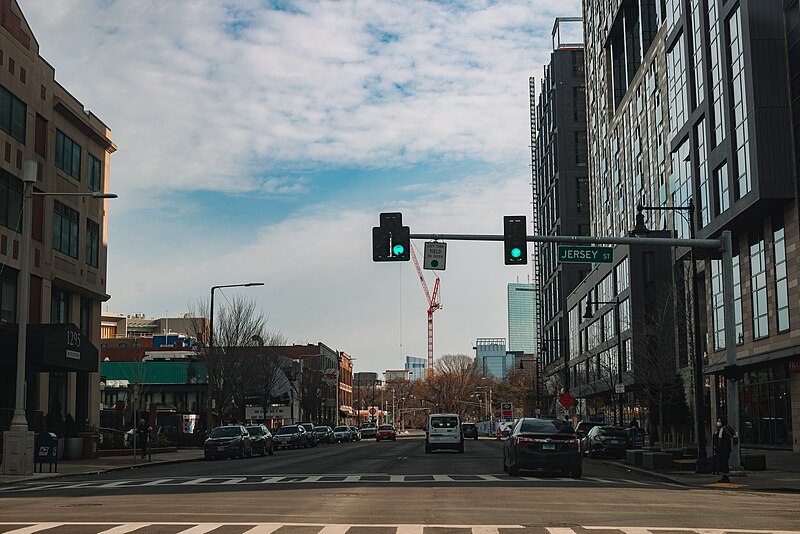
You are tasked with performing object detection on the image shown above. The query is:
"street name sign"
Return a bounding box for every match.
[557,245,613,264]
[424,241,447,270]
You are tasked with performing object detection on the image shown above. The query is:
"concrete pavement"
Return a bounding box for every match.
[604,448,800,492]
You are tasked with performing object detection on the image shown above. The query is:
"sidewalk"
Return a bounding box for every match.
[604,448,800,492]
[0,448,203,487]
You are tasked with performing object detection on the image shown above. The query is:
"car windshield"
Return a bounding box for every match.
[334,426,348,432]
[209,427,241,438]
[378,425,393,430]
[245,426,263,435]
[598,427,628,437]
[430,416,458,429]
[519,419,574,434]
[462,423,476,428]
[276,426,298,435]
[300,424,313,430]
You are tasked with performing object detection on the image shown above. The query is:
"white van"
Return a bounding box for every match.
[425,413,464,453]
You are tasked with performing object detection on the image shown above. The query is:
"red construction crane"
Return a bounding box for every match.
[410,245,441,374]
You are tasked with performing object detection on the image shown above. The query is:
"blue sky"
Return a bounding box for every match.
[22,0,582,373]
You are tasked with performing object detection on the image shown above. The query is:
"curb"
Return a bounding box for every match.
[0,453,203,487]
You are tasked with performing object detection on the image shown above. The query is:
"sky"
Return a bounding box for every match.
[22,0,583,374]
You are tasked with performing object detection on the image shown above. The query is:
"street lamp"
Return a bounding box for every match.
[633,201,710,473]
[3,161,117,476]
[208,282,264,427]
[583,298,624,426]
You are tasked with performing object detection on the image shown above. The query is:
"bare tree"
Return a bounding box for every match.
[419,354,482,414]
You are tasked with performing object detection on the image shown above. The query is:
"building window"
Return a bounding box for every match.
[714,163,730,215]
[88,154,102,192]
[573,86,585,122]
[733,252,743,344]
[55,129,81,180]
[0,170,22,231]
[729,8,751,199]
[51,287,69,323]
[696,119,711,227]
[53,201,79,258]
[671,139,692,238]
[749,229,768,339]
[773,217,789,332]
[0,268,16,323]
[689,0,704,108]
[575,131,588,166]
[711,260,725,351]
[80,297,92,337]
[0,84,26,143]
[86,218,99,268]
[707,0,725,146]
[667,34,687,137]
[571,50,584,76]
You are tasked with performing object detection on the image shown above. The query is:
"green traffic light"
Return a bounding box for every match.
[510,247,522,258]
[393,244,405,256]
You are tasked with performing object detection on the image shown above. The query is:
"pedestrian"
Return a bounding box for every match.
[711,421,721,475]
[716,415,738,483]
[136,418,150,459]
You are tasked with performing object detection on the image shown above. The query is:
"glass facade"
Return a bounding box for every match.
[750,230,768,339]
[475,338,508,379]
[507,283,536,354]
[774,218,789,332]
[405,356,427,381]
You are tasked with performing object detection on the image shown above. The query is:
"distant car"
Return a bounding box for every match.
[333,425,352,442]
[297,422,319,447]
[376,424,397,442]
[245,424,274,456]
[360,422,378,439]
[273,424,308,449]
[574,421,601,444]
[583,425,628,459]
[204,425,253,460]
[502,417,582,478]
[349,426,362,441]
[425,413,463,454]
[462,422,479,440]
[314,425,335,444]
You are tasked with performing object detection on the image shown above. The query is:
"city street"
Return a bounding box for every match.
[1,437,798,532]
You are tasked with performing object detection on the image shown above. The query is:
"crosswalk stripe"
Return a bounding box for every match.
[472,527,500,534]
[4,524,63,534]
[141,478,173,486]
[241,525,284,534]
[97,524,151,534]
[318,526,350,534]
[395,527,424,534]
[176,524,226,533]
[220,478,247,485]
[182,477,213,485]
[584,477,620,484]
[547,528,577,534]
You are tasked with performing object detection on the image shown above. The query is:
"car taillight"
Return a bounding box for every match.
[567,438,580,449]
[515,436,535,445]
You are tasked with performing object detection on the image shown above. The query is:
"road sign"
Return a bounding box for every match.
[557,245,613,264]
[558,392,575,411]
[615,383,625,394]
[369,407,376,415]
[500,402,513,422]
[423,242,447,270]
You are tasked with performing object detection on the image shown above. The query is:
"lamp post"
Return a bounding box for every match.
[540,336,569,416]
[583,298,624,426]
[207,282,264,428]
[3,161,117,475]
[633,201,711,473]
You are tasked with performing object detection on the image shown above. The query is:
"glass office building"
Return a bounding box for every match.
[404,356,427,381]
[475,338,510,379]
[507,283,537,355]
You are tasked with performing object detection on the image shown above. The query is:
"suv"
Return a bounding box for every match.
[297,422,319,447]
[425,413,463,454]
[461,422,479,440]
[359,422,378,439]
[204,424,252,460]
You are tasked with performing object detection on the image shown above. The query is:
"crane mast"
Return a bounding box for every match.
[410,246,441,374]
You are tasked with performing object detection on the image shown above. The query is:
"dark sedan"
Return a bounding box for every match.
[583,425,628,459]
[246,424,275,456]
[314,425,335,444]
[298,422,319,447]
[462,422,479,440]
[204,425,253,460]
[502,417,582,478]
[273,425,308,449]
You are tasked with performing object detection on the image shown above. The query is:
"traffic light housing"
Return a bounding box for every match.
[503,215,527,265]
[373,212,410,261]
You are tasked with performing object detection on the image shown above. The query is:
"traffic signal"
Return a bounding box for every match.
[373,212,410,261]
[503,215,527,265]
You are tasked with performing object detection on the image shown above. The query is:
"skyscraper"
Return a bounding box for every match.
[507,283,537,354]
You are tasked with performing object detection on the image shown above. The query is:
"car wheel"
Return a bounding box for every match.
[474,436,478,440]
[508,462,520,476]
[204,454,212,461]
[425,443,431,454]
[570,465,583,479]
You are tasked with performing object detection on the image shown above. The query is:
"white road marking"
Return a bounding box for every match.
[176,524,226,533]
[241,525,283,534]
[3,524,63,534]
[141,478,174,486]
[97,524,152,534]
[547,528,578,534]
[318,526,350,534]
[182,477,213,485]
[220,477,247,485]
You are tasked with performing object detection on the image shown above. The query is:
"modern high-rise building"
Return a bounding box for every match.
[475,338,510,379]
[581,0,800,450]
[405,355,426,381]
[507,283,537,354]
[532,17,591,408]
[0,1,115,439]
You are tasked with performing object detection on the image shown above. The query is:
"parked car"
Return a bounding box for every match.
[574,421,601,444]
[360,422,378,439]
[297,422,319,447]
[348,425,362,441]
[204,424,253,460]
[495,422,514,440]
[314,425,335,444]
[376,424,397,442]
[582,425,629,459]
[425,413,463,454]
[273,424,308,449]
[502,417,582,478]
[333,425,352,442]
[245,424,274,456]
[462,422,479,440]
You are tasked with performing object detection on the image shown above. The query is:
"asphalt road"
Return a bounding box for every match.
[0,437,798,531]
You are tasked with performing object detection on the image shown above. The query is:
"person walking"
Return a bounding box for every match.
[136,418,150,459]
[716,415,737,483]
